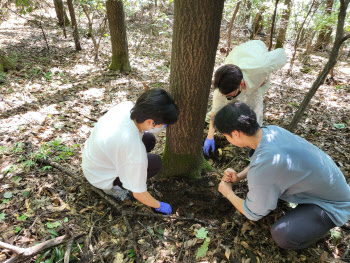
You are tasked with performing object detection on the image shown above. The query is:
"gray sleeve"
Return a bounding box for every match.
[243,183,281,221]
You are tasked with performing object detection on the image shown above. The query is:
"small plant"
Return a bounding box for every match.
[17,214,28,221]
[0,212,6,220]
[195,227,210,259]
[12,142,23,153]
[43,71,52,81]
[15,226,22,233]
[128,249,136,262]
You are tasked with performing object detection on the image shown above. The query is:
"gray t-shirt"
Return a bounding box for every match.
[243,125,350,226]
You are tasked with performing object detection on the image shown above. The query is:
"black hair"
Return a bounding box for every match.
[130,88,179,125]
[214,101,260,136]
[213,64,243,95]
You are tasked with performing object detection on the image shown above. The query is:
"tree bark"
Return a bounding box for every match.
[288,0,350,132]
[288,0,317,75]
[250,6,265,40]
[53,0,70,27]
[106,0,131,72]
[275,0,291,49]
[67,0,82,51]
[314,0,334,51]
[162,0,225,178]
[226,1,241,55]
[268,0,280,50]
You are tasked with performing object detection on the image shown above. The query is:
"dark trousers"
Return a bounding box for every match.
[270,204,335,250]
[113,132,162,189]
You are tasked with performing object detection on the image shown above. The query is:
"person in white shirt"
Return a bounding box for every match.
[203,40,287,156]
[82,88,179,215]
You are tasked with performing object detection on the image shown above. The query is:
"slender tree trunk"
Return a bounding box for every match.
[288,0,350,132]
[268,0,280,50]
[53,0,70,27]
[162,0,225,178]
[67,0,82,51]
[275,0,291,49]
[250,7,265,40]
[226,1,241,55]
[288,0,317,75]
[106,0,131,72]
[314,0,334,51]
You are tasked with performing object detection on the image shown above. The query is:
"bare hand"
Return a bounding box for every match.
[218,181,233,198]
[222,168,239,183]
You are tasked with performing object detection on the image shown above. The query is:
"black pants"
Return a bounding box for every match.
[270,204,335,250]
[113,132,162,189]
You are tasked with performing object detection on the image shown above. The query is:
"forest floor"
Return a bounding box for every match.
[1,3,350,263]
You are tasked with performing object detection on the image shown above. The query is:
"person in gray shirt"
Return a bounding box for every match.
[214,101,350,250]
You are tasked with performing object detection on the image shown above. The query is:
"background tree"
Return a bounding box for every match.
[67,0,82,51]
[250,6,265,39]
[275,0,292,48]
[53,0,70,27]
[80,0,108,61]
[268,0,280,50]
[288,0,350,132]
[106,0,131,72]
[162,0,225,178]
[314,0,335,51]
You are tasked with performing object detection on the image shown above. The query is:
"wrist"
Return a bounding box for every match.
[207,136,214,140]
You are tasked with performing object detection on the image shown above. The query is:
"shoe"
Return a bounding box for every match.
[103,186,129,201]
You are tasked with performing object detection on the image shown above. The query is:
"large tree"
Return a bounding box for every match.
[162,0,225,178]
[106,0,131,71]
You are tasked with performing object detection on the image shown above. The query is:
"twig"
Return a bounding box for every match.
[63,239,74,263]
[0,234,85,263]
[123,213,139,256]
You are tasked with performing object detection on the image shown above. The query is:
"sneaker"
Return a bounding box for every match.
[103,185,129,201]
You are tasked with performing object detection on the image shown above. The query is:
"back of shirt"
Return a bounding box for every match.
[244,125,350,226]
[82,101,148,192]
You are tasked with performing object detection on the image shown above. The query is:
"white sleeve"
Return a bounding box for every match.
[212,89,228,114]
[118,163,148,193]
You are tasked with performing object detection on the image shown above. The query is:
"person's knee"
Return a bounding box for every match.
[147,154,162,178]
[270,223,303,250]
[142,132,156,152]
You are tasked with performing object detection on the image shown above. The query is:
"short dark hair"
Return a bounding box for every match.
[130,88,179,125]
[214,101,260,136]
[213,64,243,95]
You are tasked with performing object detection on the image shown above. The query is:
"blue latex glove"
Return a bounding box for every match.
[203,137,215,156]
[155,202,172,215]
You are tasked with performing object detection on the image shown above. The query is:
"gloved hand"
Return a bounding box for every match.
[155,201,172,215]
[203,137,215,156]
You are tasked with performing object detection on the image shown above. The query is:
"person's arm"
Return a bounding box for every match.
[133,191,160,208]
[207,111,216,140]
[218,181,245,215]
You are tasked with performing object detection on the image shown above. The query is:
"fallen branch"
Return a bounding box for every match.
[0,234,85,263]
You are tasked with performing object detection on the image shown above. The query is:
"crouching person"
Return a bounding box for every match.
[82,88,179,215]
[214,101,350,249]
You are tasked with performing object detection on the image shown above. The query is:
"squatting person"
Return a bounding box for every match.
[82,88,179,215]
[214,101,350,249]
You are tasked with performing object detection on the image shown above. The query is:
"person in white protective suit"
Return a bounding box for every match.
[203,40,287,156]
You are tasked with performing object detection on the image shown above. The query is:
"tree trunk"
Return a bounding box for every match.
[53,0,70,27]
[288,0,317,75]
[250,7,265,40]
[162,0,225,178]
[275,0,291,49]
[226,1,241,55]
[268,0,280,50]
[67,0,82,51]
[314,0,334,51]
[288,0,350,132]
[106,0,131,72]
